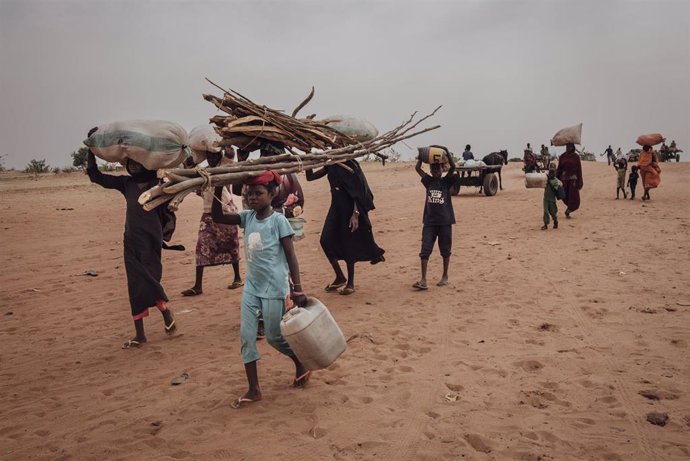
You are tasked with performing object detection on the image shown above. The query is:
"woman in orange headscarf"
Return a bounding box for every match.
[638,145,661,201]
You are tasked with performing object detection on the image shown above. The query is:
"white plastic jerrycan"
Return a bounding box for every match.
[280,297,346,371]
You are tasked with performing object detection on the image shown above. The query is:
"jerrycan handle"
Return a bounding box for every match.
[282,306,304,321]
[282,296,316,321]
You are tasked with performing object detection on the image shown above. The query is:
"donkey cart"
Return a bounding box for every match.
[449,164,503,196]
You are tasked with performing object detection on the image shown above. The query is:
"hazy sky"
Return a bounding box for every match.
[1,0,688,169]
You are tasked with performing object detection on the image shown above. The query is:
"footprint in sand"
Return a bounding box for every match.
[638,389,680,401]
[539,381,559,390]
[538,323,559,332]
[513,360,544,372]
[463,433,492,453]
[597,395,620,407]
[445,383,464,392]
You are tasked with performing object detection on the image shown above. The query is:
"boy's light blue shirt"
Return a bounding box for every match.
[239,210,295,299]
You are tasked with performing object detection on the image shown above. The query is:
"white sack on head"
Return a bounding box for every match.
[550,123,582,146]
[319,115,379,142]
[189,124,222,164]
[84,120,189,170]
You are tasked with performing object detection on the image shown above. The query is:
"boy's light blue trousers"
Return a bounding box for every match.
[240,292,295,364]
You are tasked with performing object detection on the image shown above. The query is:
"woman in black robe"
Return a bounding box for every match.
[306,159,385,295]
[86,138,176,348]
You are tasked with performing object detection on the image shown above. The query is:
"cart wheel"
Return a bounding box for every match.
[483,173,498,196]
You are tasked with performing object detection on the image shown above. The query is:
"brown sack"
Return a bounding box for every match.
[550,123,582,146]
[636,133,665,147]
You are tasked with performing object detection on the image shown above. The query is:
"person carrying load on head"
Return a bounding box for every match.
[84,127,177,349]
[556,143,583,219]
[181,147,243,297]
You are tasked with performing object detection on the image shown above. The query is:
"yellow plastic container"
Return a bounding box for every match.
[418,146,448,164]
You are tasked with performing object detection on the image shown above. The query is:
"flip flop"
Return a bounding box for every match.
[227,281,244,290]
[324,282,346,292]
[339,286,355,296]
[293,370,312,388]
[164,319,177,335]
[122,339,143,349]
[170,372,190,386]
[181,288,202,297]
[412,281,428,290]
[230,396,262,409]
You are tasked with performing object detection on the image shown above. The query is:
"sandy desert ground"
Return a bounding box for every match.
[1,161,689,460]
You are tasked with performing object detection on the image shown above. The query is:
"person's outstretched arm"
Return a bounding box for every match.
[86,151,126,193]
[305,168,327,181]
[211,186,241,225]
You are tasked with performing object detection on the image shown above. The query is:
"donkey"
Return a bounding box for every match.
[479,150,508,192]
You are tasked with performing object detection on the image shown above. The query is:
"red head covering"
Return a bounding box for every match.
[244,170,281,186]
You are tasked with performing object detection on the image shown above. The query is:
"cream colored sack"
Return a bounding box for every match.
[319,115,379,142]
[189,124,222,164]
[550,123,582,146]
[84,120,189,170]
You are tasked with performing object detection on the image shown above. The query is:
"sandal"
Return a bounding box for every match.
[412,281,428,290]
[227,281,244,290]
[230,395,262,409]
[293,370,312,388]
[122,339,144,349]
[324,282,346,292]
[164,318,177,335]
[181,288,201,297]
[339,286,355,296]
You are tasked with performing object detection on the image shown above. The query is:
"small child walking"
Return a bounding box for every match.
[211,170,310,409]
[627,165,639,200]
[614,156,628,199]
[413,151,456,290]
[542,166,563,230]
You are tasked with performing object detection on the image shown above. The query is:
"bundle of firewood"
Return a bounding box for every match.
[138,81,441,211]
[204,79,368,152]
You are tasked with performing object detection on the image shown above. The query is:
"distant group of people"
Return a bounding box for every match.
[613,144,661,201]
[538,141,664,231]
[523,142,552,172]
